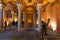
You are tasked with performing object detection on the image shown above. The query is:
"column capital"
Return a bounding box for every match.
[37,3,43,10]
[0,4,2,9]
[16,4,22,8]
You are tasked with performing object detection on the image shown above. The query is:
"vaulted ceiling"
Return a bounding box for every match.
[2,0,56,13]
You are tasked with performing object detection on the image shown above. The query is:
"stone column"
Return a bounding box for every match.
[51,4,57,31]
[33,13,36,27]
[37,4,43,32]
[3,11,4,20]
[37,4,41,32]
[55,3,60,33]
[23,12,25,22]
[23,12,26,27]
[0,0,3,30]
[11,11,14,22]
[17,4,21,31]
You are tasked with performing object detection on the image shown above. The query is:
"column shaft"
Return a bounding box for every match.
[23,12,25,22]
[17,4,21,31]
[0,3,3,30]
[37,4,41,32]
[38,10,41,32]
[11,11,14,22]
[33,13,36,27]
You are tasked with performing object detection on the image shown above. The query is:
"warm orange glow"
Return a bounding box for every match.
[51,22,57,31]
[4,0,11,3]
[15,13,17,15]
[14,13,18,22]
[4,20,9,26]
[43,0,55,5]
[48,0,55,3]
[7,21,9,26]
[4,18,12,26]
[23,0,35,6]
[28,20,31,23]
[36,20,38,25]
[43,0,48,5]
[14,17,18,22]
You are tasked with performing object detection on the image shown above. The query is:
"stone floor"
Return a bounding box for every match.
[0,25,60,40]
[0,29,40,40]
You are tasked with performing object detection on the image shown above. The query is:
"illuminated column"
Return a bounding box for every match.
[23,12,25,22]
[37,4,41,32]
[52,4,60,33]
[51,5,57,31]
[17,4,21,31]
[11,11,14,22]
[37,4,42,32]
[33,13,36,27]
[0,0,3,30]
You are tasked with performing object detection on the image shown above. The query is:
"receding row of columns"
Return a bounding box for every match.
[16,3,41,32]
[0,2,41,32]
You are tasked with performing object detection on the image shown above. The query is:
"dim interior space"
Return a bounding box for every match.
[0,0,60,40]
[1,0,59,32]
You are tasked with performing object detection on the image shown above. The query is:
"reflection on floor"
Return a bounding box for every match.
[0,25,60,40]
